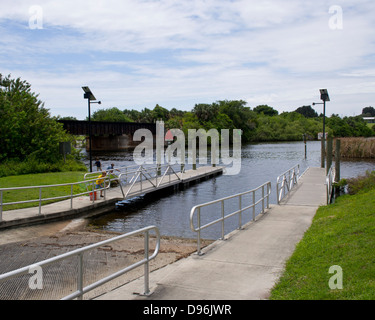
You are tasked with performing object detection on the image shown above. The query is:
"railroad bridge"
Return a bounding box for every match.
[58,120,156,151]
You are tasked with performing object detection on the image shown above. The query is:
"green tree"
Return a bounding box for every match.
[91,107,133,122]
[152,104,170,121]
[253,105,278,116]
[295,105,318,118]
[0,74,69,162]
[362,106,375,117]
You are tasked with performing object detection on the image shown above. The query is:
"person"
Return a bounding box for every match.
[95,171,106,197]
[106,163,120,175]
[106,163,121,187]
[94,158,102,172]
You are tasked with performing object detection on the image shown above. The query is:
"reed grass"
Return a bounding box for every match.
[334,137,375,159]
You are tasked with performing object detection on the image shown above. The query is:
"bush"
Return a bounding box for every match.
[0,158,87,178]
[346,170,375,195]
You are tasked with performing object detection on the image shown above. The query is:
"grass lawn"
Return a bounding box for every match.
[0,171,91,210]
[269,188,375,300]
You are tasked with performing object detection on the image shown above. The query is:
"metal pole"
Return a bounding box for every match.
[88,99,92,173]
[221,200,225,240]
[77,253,83,300]
[144,231,150,295]
[322,100,326,169]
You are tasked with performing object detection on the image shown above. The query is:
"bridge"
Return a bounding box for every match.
[58,120,156,151]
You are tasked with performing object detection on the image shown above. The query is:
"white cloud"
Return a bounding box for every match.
[1,0,375,119]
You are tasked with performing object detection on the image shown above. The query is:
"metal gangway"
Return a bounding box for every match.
[84,163,185,201]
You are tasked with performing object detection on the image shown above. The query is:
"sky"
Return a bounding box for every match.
[1,0,375,120]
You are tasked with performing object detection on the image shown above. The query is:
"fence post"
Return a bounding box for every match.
[144,230,150,296]
[238,195,242,229]
[70,184,73,209]
[221,200,225,240]
[0,191,3,222]
[262,185,265,213]
[39,187,42,215]
[252,192,256,221]
[77,253,84,300]
[197,207,201,255]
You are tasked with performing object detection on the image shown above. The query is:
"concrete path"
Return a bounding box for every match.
[95,167,327,300]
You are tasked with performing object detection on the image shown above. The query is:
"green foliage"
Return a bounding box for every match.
[91,107,133,122]
[253,104,278,116]
[295,105,318,118]
[0,74,70,163]
[362,106,375,117]
[345,170,375,195]
[0,157,87,178]
[326,115,373,137]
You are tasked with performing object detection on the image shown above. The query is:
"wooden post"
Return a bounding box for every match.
[335,139,341,182]
[327,137,333,174]
[321,137,325,169]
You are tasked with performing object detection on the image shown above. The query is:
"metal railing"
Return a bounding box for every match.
[0,176,115,221]
[190,181,271,255]
[276,164,300,204]
[0,225,160,299]
[121,164,183,198]
[326,165,336,205]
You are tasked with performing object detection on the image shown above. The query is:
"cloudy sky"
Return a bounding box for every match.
[1,0,374,119]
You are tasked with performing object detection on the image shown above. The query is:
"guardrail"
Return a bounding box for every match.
[276,164,300,204]
[0,225,160,299]
[0,176,115,221]
[190,181,271,255]
[326,165,336,205]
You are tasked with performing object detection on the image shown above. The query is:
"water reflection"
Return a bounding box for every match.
[87,141,375,239]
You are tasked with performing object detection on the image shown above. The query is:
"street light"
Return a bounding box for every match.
[82,86,101,172]
[313,89,330,169]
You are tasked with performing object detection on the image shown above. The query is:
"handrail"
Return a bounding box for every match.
[0,225,160,299]
[326,165,336,205]
[119,164,183,199]
[190,181,271,255]
[276,164,300,204]
[0,176,115,221]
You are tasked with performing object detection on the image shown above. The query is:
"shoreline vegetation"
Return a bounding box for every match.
[335,137,375,159]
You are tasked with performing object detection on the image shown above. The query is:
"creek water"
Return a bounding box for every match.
[82,141,375,239]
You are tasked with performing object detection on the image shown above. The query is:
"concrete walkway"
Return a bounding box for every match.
[95,167,327,300]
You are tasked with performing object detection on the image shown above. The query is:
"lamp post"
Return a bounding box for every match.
[313,89,330,169]
[82,86,101,172]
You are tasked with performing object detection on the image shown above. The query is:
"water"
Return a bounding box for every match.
[85,141,375,239]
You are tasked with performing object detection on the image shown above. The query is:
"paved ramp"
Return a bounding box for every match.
[95,167,327,300]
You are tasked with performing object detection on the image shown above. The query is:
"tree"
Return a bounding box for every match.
[295,105,318,118]
[253,105,278,116]
[0,74,69,162]
[152,104,170,121]
[90,107,133,122]
[362,106,375,117]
